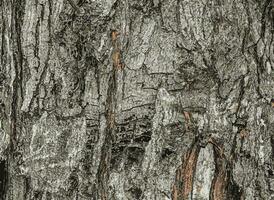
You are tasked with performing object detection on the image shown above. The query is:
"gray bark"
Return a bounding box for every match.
[0,0,274,199]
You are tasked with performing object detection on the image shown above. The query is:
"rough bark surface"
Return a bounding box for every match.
[0,0,274,199]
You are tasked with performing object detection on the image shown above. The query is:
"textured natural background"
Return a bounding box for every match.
[0,0,274,199]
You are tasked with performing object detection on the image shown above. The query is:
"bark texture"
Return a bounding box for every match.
[0,0,274,199]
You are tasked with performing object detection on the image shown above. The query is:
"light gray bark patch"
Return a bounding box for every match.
[192,144,215,199]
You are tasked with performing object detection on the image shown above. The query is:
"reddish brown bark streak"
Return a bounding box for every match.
[183,111,191,131]
[111,30,123,70]
[172,142,200,200]
[209,139,227,200]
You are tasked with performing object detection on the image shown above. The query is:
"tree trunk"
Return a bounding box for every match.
[0,0,274,199]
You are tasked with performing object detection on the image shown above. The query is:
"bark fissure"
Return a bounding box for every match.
[96,29,124,200]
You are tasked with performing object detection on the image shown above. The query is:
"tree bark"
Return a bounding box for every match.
[0,0,274,199]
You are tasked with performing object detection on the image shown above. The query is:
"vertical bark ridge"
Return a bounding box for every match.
[209,141,227,200]
[27,0,52,114]
[96,29,124,200]
[0,160,8,200]
[172,141,201,200]
[6,0,25,199]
